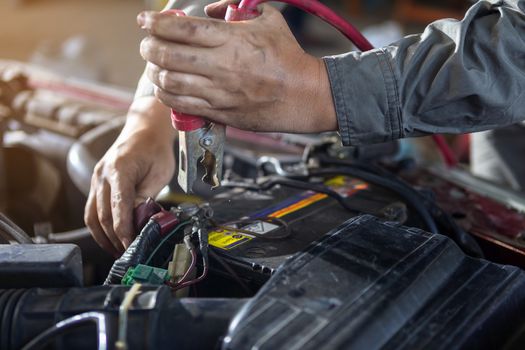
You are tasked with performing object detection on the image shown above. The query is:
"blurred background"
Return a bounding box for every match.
[0,0,471,89]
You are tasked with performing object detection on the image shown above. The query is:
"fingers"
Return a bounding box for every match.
[145,63,213,98]
[205,0,239,19]
[96,180,126,253]
[140,37,216,76]
[85,190,120,258]
[154,86,213,116]
[137,11,230,47]
[110,171,137,249]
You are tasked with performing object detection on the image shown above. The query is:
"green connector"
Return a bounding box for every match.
[121,264,170,286]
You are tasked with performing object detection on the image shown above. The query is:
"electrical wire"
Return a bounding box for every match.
[144,220,191,266]
[170,262,209,291]
[222,178,361,214]
[21,312,107,350]
[303,166,483,257]
[432,135,459,167]
[0,212,33,244]
[104,220,163,285]
[176,236,198,284]
[209,249,253,295]
[116,284,142,350]
[167,228,210,291]
[239,0,373,51]
[304,167,440,234]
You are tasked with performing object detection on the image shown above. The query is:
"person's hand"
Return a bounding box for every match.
[84,97,176,256]
[137,2,337,134]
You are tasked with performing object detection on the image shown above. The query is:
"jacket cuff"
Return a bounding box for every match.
[323,49,402,146]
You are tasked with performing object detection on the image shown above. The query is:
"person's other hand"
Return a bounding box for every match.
[137,3,337,134]
[84,97,176,256]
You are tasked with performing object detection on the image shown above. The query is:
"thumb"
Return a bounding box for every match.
[204,0,239,19]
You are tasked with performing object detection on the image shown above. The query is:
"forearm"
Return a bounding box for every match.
[121,96,176,144]
[325,0,525,146]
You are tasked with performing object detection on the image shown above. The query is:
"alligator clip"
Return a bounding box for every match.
[166,7,260,193]
[172,111,225,193]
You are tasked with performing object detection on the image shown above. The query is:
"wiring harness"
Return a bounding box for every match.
[104,200,212,293]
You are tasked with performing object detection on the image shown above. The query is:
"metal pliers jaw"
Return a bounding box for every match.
[177,122,225,193]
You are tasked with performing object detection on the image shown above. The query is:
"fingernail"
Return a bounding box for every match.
[137,12,146,27]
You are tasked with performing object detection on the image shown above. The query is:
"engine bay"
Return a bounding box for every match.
[2,63,525,349]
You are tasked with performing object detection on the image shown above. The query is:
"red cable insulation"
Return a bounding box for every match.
[432,134,459,167]
[239,0,458,167]
[239,0,373,51]
[177,247,197,284]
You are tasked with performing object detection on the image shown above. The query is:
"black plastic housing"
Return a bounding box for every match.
[1,285,246,350]
[2,216,525,349]
[223,215,525,350]
[0,244,83,288]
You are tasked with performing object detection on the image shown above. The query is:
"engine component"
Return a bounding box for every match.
[405,167,525,268]
[223,215,525,350]
[206,173,418,288]
[104,219,164,285]
[121,264,170,286]
[0,244,83,288]
[3,216,525,349]
[0,285,246,350]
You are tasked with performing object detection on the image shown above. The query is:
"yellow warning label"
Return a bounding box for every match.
[208,229,253,250]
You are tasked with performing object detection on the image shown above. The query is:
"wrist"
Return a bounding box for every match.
[294,56,338,133]
[314,58,337,132]
[122,96,177,144]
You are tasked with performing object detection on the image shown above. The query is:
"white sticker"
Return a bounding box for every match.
[242,221,279,235]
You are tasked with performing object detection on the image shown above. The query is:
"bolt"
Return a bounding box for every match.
[202,138,213,146]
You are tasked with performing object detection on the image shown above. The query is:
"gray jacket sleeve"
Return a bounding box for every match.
[324,0,525,146]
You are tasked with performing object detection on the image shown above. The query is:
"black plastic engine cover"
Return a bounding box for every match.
[0,244,83,288]
[222,215,525,350]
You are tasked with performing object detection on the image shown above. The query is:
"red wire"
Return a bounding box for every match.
[171,263,209,291]
[239,0,373,51]
[177,247,197,284]
[432,134,459,167]
[239,0,458,167]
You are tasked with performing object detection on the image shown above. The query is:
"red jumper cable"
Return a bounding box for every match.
[170,0,457,193]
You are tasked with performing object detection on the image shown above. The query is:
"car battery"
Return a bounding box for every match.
[208,174,419,285]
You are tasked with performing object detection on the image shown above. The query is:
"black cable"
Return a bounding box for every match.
[21,312,108,350]
[223,177,361,214]
[305,167,484,258]
[224,168,436,234]
[0,212,32,244]
[304,167,440,235]
[104,219,162,285]
[209,249,253,295]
